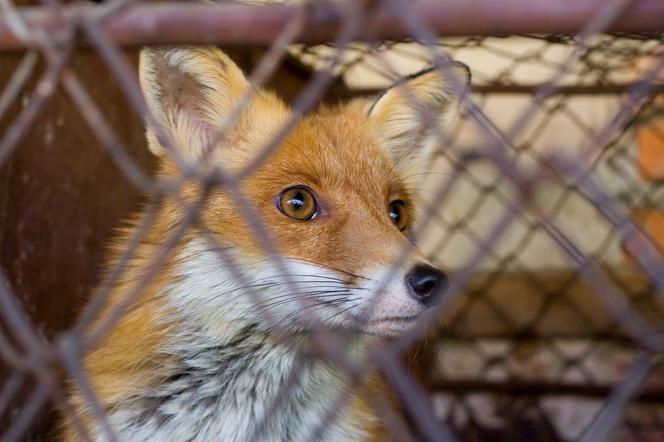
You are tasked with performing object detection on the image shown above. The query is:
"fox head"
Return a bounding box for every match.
[139,46,468,338]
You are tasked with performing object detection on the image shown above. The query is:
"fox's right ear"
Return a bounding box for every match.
[367,62,469,186]
[139,46,250,160]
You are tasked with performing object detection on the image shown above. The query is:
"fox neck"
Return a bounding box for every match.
[102,240,378,441]
[108,323,373,441]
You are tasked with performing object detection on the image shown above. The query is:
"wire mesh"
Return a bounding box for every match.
[0,1,663,441]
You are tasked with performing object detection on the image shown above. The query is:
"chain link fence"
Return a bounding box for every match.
[1,1,664,441]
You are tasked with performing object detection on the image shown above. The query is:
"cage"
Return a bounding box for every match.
[0,1,664,441]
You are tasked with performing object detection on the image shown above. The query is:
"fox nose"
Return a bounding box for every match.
[406,264,447,306]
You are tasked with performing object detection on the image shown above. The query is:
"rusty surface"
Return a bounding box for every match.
[0,49,154,438]
[0,50,152,337]
[0,1,664,50]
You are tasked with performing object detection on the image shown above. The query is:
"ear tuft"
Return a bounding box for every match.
[368,61,470,183]
[139,46,250,159]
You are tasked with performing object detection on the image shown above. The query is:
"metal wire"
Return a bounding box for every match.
[0,0,663,441]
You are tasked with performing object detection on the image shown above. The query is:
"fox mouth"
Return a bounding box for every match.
[360,314,420,337]
[367,315,418,324]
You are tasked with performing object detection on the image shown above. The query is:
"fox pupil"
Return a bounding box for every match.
[289,192,304,210]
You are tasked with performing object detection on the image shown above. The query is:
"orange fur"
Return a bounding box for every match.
[63,46,467,441]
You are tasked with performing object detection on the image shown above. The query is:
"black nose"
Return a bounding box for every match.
[406,264,447,306]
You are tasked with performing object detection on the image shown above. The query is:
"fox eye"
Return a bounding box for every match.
[277,186,318,220]
[388,200,408,231]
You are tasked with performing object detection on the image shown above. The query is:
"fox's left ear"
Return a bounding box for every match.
[368,62,470,179]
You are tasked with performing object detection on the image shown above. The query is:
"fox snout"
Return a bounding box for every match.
[406,263,448,307]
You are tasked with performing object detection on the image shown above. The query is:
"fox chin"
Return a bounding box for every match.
[62,45,469,441]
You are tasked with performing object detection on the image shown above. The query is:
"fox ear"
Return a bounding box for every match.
[368,63,469,180]
[139,46,250,160]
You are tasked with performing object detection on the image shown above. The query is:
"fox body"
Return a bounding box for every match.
[64,46,467,441]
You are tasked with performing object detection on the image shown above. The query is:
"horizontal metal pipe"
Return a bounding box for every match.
[428,379,664,403]
[1,0,664,50]
[344,83,664,97]
[473,83,664,95]
[343,83,664,98]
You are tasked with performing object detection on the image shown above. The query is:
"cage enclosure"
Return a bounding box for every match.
[0,1,664,441]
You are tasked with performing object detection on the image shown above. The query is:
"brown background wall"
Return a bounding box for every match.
[0,49,153,438]
[0,50,152,338]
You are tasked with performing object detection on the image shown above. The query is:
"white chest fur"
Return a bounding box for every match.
[97,242,376,441]
[102,330,368,442]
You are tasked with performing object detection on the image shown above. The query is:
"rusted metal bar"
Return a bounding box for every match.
[345,83,664,97]
[428,378,664,403]
[473,83,664,95]
[1,1,664,50]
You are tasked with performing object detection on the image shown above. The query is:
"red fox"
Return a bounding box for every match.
[63,46,468,441]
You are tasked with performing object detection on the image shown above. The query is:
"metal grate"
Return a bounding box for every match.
[0,1,664,441]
